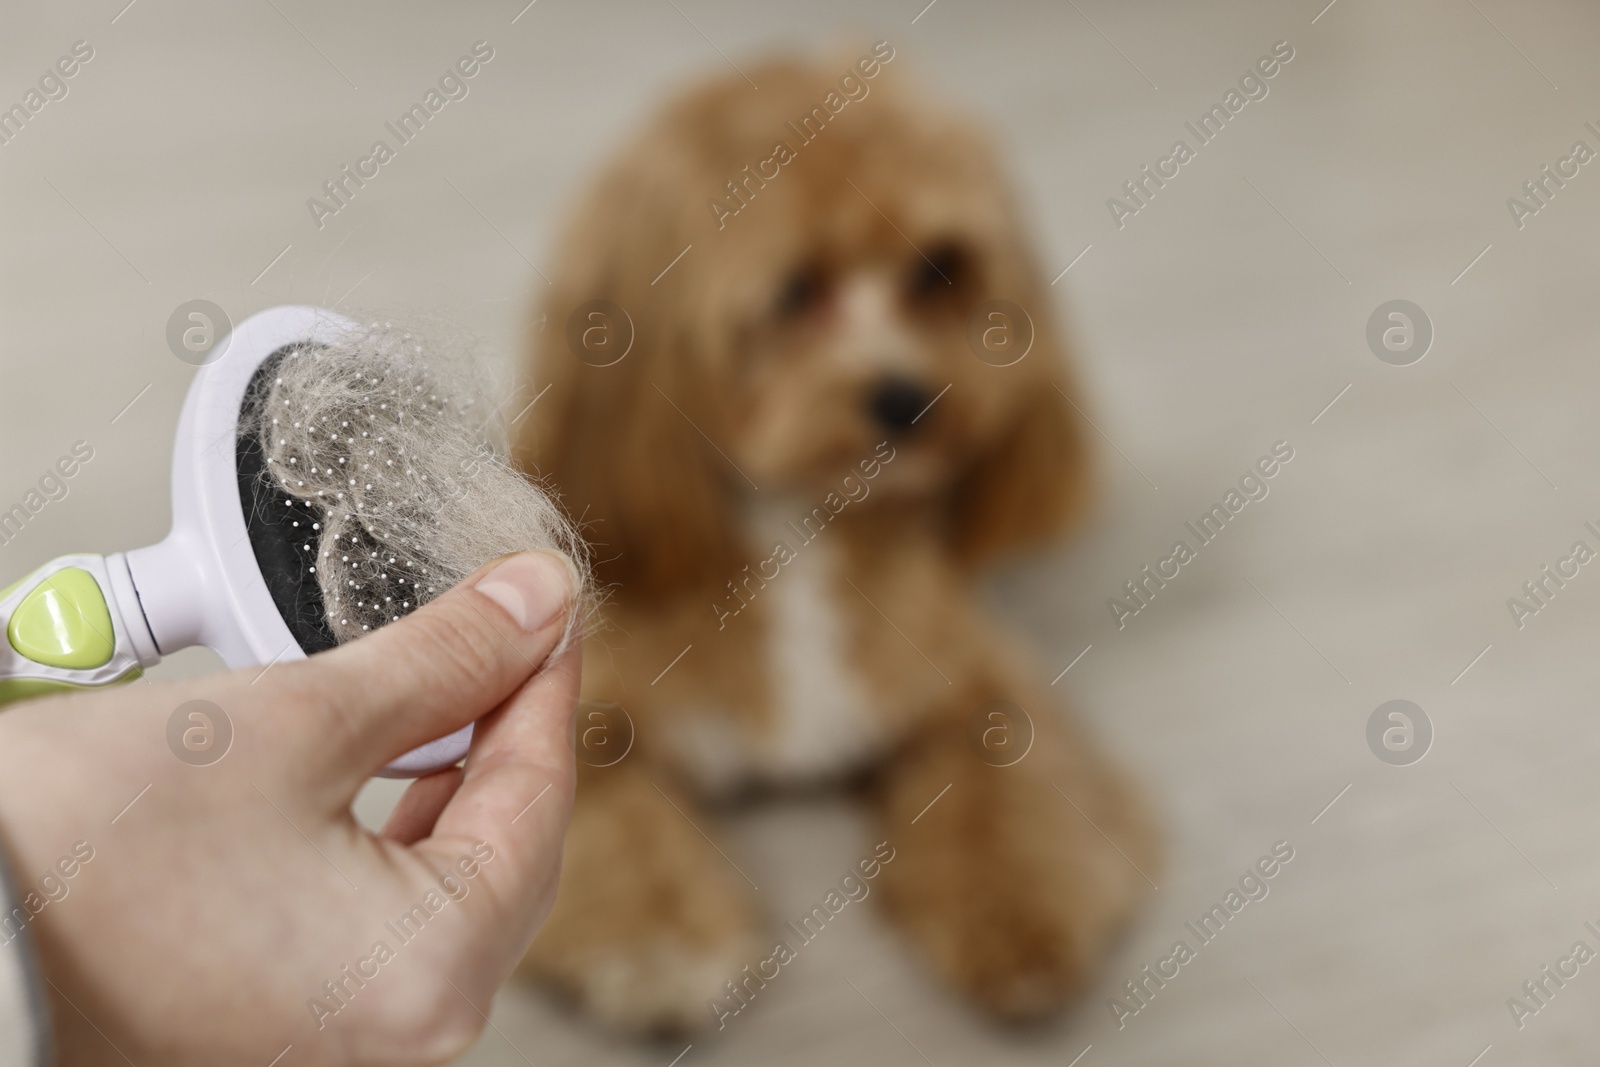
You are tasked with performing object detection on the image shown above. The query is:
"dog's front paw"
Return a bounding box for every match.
[878,739,1157,1021]
[562,933,761,1034]
[907,876,1107,1020]
[519,767,767,1034]
[883,857,1107,1023]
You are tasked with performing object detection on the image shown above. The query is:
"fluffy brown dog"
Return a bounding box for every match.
[512,48,1156,1032]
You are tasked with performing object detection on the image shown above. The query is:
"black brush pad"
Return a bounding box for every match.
[235,345,338,655]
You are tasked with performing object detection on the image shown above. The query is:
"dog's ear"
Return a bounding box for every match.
[948,305,1093,566]
[513,151,743,601]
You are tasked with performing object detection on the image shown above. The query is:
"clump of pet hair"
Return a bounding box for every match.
[251,316,592,652]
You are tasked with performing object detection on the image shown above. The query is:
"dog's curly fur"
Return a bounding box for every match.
[512,52,1156,1032]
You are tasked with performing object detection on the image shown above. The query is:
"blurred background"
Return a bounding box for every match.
[5,0,1600,1063]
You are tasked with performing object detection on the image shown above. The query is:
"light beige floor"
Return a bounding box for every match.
[5,0,1600,1063]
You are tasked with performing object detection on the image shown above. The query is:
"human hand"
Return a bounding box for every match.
[0,550,580,1067]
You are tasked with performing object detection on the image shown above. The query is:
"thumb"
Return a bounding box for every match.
[287,549,579,788]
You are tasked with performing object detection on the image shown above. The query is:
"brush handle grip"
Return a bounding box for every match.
[0,554,471,773]
[0,555,158,706]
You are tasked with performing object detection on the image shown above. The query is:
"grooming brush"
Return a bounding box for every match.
[0,305,583,777]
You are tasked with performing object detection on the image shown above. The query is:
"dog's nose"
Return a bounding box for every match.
[867,377,933,433]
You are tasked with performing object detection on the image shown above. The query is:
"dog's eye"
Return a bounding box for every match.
[776,265,827,318]
[909,243,968,301]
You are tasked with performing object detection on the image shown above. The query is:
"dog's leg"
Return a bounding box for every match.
[872,689,1158,1020]
[520,761,763,1033]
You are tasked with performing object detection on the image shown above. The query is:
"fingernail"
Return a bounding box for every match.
[474,551,574,633]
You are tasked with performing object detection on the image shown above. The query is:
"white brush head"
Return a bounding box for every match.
[249,318,591,653]
[123,306,591,777]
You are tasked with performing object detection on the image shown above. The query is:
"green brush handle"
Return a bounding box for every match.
[0,555,153,706]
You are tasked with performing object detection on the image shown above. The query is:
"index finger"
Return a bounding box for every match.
[289,550,578,788]
[414,638,581,949]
